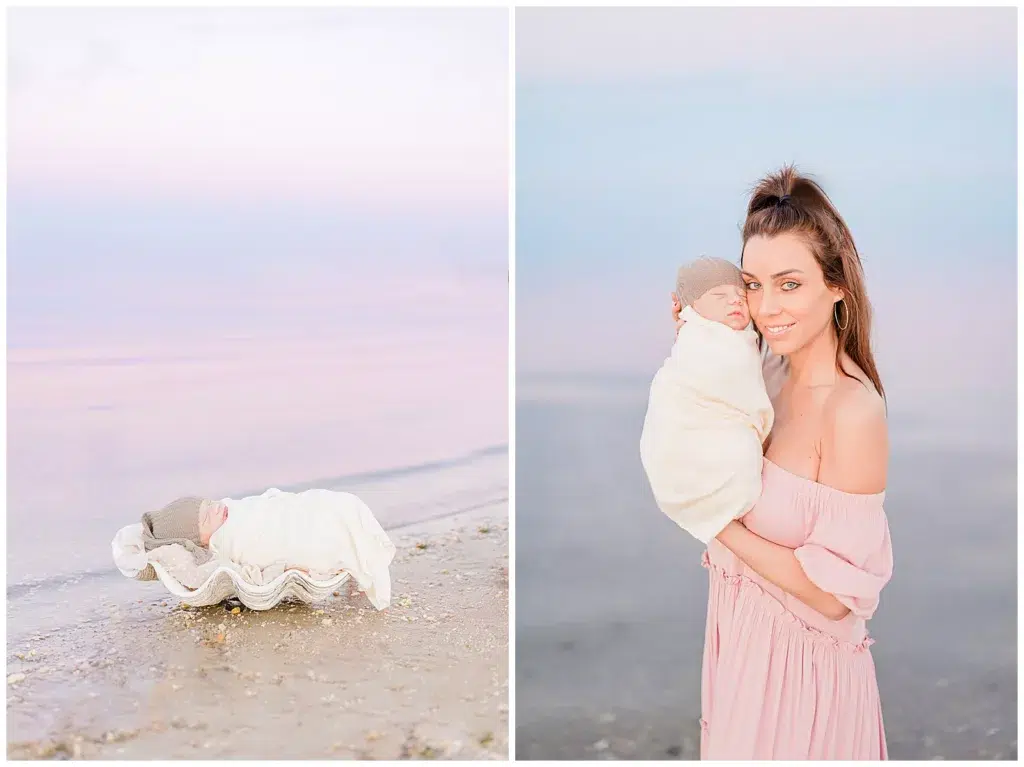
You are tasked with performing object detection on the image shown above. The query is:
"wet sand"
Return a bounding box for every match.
[7,504,509,760]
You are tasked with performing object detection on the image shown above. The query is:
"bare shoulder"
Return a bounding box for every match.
[818,377,888,494]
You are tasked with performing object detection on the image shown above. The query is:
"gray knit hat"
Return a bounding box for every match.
[675,256,744,308]
[140,496,214,565]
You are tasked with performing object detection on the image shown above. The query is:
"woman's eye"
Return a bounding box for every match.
[782,281,799,290]
[744,282,760,290]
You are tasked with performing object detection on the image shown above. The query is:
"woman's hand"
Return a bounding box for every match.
[671,292,686,337]
[715,521,851,621]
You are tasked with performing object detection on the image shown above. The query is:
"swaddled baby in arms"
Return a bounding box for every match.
[640,256,775,543]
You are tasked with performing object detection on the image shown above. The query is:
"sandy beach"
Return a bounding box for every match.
[7,503,508,760]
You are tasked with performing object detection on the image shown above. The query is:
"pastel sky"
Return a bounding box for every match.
[516,7,1016,412]
[8,8,509,348]
[9,7,508,207]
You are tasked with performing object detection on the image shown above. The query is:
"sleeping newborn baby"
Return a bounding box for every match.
[141,490,395,607]
[639,256,775,544]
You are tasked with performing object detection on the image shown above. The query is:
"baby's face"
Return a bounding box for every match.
[691,283,750,331]
[198,501,229,546]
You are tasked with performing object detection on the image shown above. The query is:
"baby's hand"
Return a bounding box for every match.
[671,292,686,337]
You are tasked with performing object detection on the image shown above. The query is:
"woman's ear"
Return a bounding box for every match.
[830,286,845,304]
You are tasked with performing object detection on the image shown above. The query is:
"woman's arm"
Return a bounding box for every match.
[715,521,851,620]
[716,384,888,622]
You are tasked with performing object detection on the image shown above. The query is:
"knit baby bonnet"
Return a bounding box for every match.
[140,496,215,565]
[675,256,744,308]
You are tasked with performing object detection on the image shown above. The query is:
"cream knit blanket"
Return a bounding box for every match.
[640,306,774,543]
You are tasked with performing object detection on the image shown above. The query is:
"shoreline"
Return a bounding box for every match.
[8,446,508,590]
[7,503,509,760]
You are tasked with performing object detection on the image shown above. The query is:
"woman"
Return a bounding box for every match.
[671,166,893,760]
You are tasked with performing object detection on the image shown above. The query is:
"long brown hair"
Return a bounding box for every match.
[741,166,885,401]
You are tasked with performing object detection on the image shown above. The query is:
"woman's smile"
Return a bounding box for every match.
[762,322,795,337]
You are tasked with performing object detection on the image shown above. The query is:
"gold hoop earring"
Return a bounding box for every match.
[834,301,849,331]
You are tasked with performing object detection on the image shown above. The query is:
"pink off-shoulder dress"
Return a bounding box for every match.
[700,457,894,760]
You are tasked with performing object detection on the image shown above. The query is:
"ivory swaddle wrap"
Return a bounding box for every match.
[640,306,774,543]
[211,488,396,609]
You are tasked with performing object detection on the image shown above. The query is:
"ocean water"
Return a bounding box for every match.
[7,325,508,646]
[514,377,1016,760]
